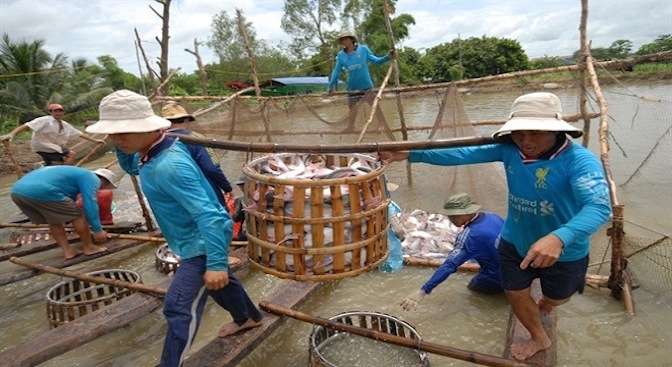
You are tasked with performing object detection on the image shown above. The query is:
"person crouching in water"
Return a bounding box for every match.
[400,193,504,311]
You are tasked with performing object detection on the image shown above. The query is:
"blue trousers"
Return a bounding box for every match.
[159,256,262,367]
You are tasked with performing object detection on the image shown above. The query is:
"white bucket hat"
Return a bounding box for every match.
[492,92,583,140]
[86,90,171,134]
[93,168,118,189]
[337,30,358,43]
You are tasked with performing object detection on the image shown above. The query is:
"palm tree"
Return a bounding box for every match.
[0,33,69,122]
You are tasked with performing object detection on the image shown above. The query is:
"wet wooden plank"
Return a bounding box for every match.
[0,221,143,262]
[0,287,166,367]
[503,278,557,366]
[0,232,159,286]
[184,279,323,367]
[0,247,250,367]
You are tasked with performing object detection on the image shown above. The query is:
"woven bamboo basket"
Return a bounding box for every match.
[242,153,390,281]
[309,311,430,367]
[46,269,142,328]
[155,242,181,275]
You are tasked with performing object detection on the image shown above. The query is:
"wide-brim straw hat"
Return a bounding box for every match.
[337,30,357,43]
[162,102,195,122]
[93,168,118,189]
[86,90,171,134]
[492,92,583,140]
[441,193,481,216]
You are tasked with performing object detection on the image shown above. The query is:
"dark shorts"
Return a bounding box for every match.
[498,239,588,300]
[36,148,70,165]
[468,273,503,294]
[348,91,368,109]
[11,194,82,225]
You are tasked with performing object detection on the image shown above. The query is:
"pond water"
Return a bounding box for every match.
[0,81,670,367]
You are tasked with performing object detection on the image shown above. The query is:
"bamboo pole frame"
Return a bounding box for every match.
[9,256,167,297]
[259,302,535,367]
[75,136,107,167]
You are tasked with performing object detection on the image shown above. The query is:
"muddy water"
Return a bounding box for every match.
[0,82,670,367]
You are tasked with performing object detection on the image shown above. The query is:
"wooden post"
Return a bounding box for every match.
[2,140,23,178]
[356,65,393,143]
[383,0,409,142]
[185,38,209,96]
[578,0,591,148]
[130,175,155,231]
[134,27,157,93]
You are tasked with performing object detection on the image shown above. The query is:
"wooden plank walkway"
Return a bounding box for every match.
[0,247,251,367]
[184,280,323,367]
[0,231,159,286]
[0,221,143,261]
[503,279,557,366]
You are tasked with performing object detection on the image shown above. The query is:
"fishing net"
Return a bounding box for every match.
[159,73,671,294]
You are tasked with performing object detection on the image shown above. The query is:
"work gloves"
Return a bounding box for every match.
[400,289,427,311]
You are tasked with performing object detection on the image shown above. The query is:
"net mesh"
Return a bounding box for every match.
[166,75,671,294]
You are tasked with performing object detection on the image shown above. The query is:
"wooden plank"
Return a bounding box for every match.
[0,247,250,367]
[0,232,79,262]
[0,287,166,367]
[503,279,557,366]
[0,232,159,286]
[0,222,143,262]
[184,279,323,367]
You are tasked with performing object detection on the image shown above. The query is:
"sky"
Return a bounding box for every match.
[1,0,670,76]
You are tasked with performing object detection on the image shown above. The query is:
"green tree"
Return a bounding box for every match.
[573,46,614,61]
[530,55,568,70]
[281,0,342,60]
[0,34,70,130]
[207,10,295,88]
[608,39,633,59]
[421,36,528,82]
[636,34,672,55]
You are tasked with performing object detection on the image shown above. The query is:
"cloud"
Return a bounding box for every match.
[1,0,669,75]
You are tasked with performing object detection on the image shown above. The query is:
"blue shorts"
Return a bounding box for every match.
[498,239,588,300]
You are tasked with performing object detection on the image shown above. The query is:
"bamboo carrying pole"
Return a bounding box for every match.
[2,140,23,178]
[75,136,108,167]
[356,65,394,143]
[0,222,135,230]
[9,256,167,297]
[168,133,494,154]
[259,302,536,367]
[107,233,165,242]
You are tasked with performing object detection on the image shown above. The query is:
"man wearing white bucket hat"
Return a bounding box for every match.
[87,90,262,367]
[378,92,612,360]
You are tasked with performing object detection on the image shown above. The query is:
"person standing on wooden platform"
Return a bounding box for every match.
[162,102,233,209]
[400,193,504,311]
[326,30,393,132]
[76,168,118,225]
[378,92,612,360]
[0,103,105,166]
[87,90,263,367]
[9,166,112,260]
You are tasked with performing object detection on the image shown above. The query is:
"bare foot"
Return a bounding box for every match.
[218,318,262,338]
[538,298,555,316]
[510,336,552,360]
[64,248,84,260]
[83,245,107,256]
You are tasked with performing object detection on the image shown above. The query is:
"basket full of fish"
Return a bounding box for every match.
[241,153,391,281]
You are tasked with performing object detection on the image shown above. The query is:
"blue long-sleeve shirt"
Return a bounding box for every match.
[327,45,390,91]
[116,136,232,271]
[409,141,612,261]
[169,128,232,207]
[11,166,103,232]
[422,212,504,294]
